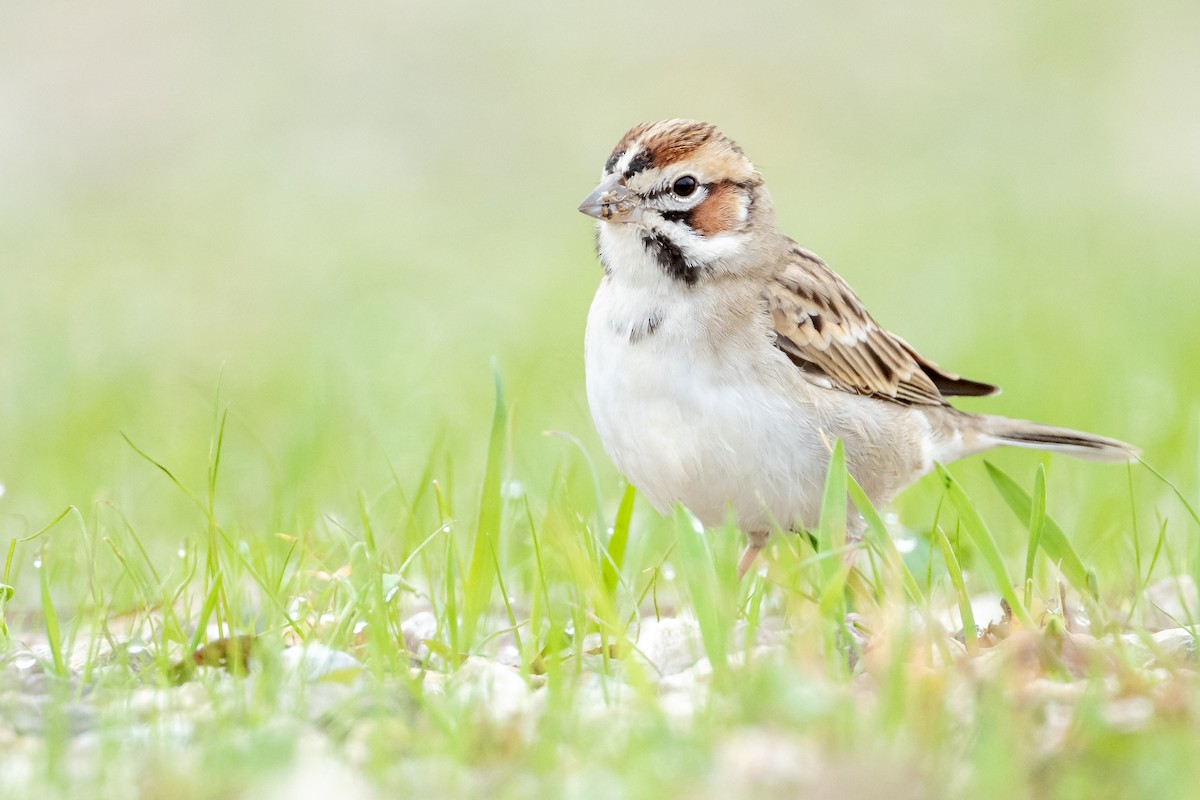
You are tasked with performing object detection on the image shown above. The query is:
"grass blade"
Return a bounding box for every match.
[1022,465,1047,609]
[816,439,848,560]
[816,441,851,614]
[603,483,636,601]
[674,509,730,684]
[847,476,925,606]
[189,573,225,652]
[461,365,508,648]
[984,461,1097,597]
[120,433,204,511]
[1137,456,1200,530]
[815,441,855,674]
[937,464,1033,626]
[933,524,976,651]
[38,546,65,676]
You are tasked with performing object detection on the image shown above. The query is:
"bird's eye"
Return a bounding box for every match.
[672,176,698,197]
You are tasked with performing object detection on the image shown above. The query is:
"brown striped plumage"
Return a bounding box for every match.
[765,245,998,405]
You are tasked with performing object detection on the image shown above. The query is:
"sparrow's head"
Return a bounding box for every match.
[579,119,781,284]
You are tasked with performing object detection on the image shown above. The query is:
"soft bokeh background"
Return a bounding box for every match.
[2,2,1199,599]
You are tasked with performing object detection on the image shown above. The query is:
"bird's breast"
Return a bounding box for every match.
[584,277,830,530]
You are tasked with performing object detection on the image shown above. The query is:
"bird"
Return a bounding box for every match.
[578,119,1137,579]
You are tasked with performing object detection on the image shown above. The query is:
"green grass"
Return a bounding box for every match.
[4,2,1200,798]
[4,384,1200,799]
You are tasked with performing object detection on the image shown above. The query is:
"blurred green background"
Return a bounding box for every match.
[2,3,1198,597]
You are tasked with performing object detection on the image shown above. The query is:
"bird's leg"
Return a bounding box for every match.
[737,531,770,581]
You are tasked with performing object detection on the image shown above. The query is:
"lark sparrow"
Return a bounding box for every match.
[579,119,1137,578]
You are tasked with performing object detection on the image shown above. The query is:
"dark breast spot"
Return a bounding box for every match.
[628,309,664,344]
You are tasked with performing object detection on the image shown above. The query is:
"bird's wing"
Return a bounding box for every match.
[763,243,999,406]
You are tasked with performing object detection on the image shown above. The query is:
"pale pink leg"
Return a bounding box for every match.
[737,532,770,581]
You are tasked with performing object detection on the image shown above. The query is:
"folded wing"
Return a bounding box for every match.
[764,244,999,406]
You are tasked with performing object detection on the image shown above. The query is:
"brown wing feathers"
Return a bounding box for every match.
[893,336,999,398]
[765,245,998,406]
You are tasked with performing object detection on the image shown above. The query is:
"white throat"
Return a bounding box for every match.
[596,219,752,289]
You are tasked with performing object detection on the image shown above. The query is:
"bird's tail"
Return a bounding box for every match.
[978,415,1138,463]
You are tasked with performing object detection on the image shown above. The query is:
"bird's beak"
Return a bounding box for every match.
[578,173,642,224]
